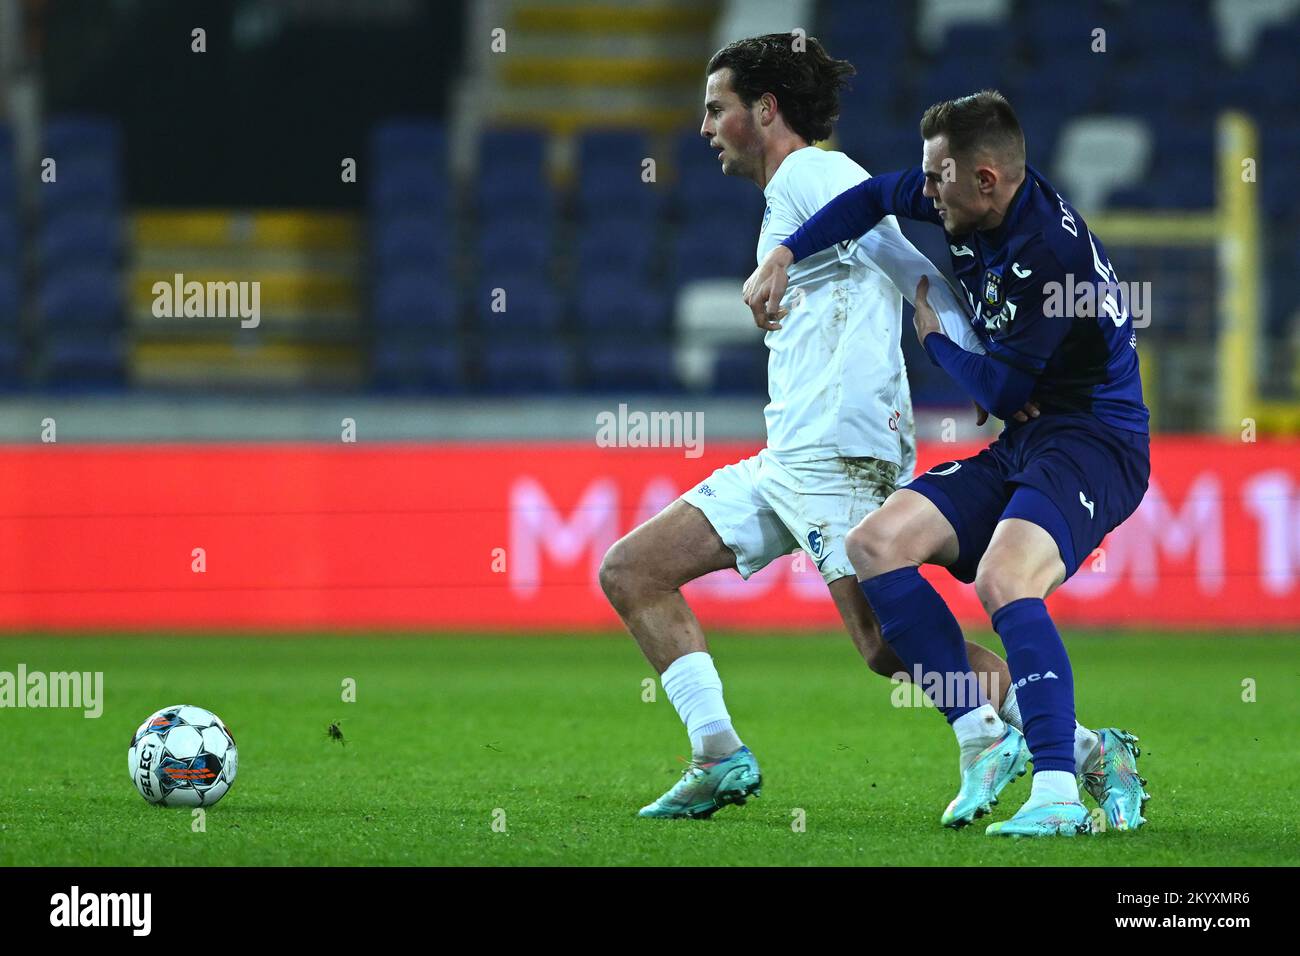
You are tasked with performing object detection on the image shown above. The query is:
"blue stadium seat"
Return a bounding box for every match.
[372,273,460,332]
[673,160,763,224]
[371,340,465,393]
[1016,62,1105,118]
[369,158,450,216]
[0,265,19,327]
[576,220,655,279]
[710,345,767,394]
[41,331,127,389]
[43,116,122,161]
[839,122,923,174]
[575,276,668,334]
[475,166,557,222]
[583,341,677,392]
[475,275,562,333]
[1255,125,1300,223]
[578,130,651,172]
[0,333,21,388]
[1016,2,1108,55]
[372,119,447,168]
[576,130,662,219]
[481,341,575,393]
[838,76,896,124]
[0,210,18,264]
[38,268,121,329]
[1015,107,1064,166]
[372,215,452,276]
[821,0,908,63]
[477,217,551,278]
[576,168,663,220]
[933,26,1017,69]
[669,228,754,288]
[0,126,14,213]
[37,154,122,214]
[479,128,546,180]
[39,211,122,268]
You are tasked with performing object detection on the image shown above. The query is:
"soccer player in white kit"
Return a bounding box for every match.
[598,35,1023,818]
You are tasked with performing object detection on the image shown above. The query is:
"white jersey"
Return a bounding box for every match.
[757,146,981,466]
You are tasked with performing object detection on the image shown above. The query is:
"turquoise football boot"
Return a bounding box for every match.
[985,799,1094,837]
[941,726,1030,828]
[638,746,762,819]
[1080,728,1150,831]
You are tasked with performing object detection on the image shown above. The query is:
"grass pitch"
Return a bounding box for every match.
[0,632,1295,866]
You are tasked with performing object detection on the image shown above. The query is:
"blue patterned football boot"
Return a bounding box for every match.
[942,726,1030,828]
[638,746,763,819]
[1080,728,1150,831]
[985,799,1094,837]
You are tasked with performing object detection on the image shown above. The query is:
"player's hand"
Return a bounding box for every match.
[912,275,942,344]
[743,245,794,331]
[974,400,1041,426]
[1011,401,1041,423]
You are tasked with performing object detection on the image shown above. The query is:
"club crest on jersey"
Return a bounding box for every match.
[982,269,1004,308]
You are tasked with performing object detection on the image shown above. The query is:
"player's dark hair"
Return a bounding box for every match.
[920,90,1026,168]
[705,33,855,144]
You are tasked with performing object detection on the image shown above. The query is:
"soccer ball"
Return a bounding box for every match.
[127,704,238,807]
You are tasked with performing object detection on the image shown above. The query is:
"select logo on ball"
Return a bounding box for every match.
[127,704,238,808]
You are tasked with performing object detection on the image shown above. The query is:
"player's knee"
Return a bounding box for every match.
[597,540,641,611]
[973,558,1024,616]
[844,515,897,578]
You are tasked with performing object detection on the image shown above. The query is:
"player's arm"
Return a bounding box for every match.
[782,167,940,262]
[913,252,1070,421]
[744,168,936,324]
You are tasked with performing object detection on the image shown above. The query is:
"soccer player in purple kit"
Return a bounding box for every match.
[746,90,1151,836]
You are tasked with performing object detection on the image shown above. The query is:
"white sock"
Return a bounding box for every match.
[1074,722,1100,773]
[1027,769,1080,807]
[953,703,1005,773]
[999,684,1023,732]
[661,652,741,759]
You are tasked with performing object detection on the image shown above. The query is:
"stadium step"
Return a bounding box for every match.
[464,0,719,182]
[129,209,364,387]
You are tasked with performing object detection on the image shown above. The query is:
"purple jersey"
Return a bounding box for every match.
[783,165,1149,435]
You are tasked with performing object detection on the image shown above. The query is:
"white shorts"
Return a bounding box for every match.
[683,449,902,585]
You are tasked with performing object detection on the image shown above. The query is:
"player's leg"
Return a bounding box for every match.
[975,507,1094,836]
[601,460,789,818]
[844,483,1030,825]
[599,498,735,674]
[827,574,1012,714]
[758,453,1011,709]
[982,427,1152,834]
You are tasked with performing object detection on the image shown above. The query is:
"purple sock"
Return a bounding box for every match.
[991,597,1075,774]
[860,567,985,723]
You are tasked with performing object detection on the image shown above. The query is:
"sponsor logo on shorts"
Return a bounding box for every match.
[1079,491,1095,518]
[696,483,716,497]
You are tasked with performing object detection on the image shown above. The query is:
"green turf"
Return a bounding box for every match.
[0,632,1296,866]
